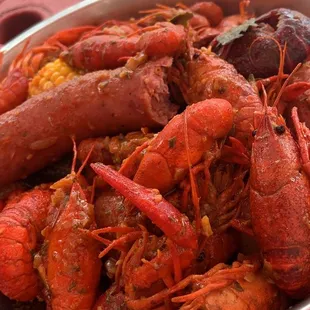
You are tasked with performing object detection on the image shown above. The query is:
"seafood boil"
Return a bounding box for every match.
[0,1,310,309]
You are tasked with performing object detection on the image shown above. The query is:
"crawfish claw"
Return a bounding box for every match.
[91,163,197,250]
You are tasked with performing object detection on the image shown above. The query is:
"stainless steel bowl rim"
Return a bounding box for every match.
[0,0,310,309]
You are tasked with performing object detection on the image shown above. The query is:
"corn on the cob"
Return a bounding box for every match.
[29,59,80,97]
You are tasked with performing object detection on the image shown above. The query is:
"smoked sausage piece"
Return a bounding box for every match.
[0,57,177,187]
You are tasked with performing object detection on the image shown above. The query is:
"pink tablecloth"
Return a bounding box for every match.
[0,0,80,46]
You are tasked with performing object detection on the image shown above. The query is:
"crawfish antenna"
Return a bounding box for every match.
[277,41,286,84]
[184,108,201,235]
[90,176,96,205]
[70,136,94,177]
[273,62,302,108]
[261,84,268,113]
[269,39,286,104]
[271,41,304,107]
[76,143,95,177]
[240,0,250,18]
[10,38,30,71]
[70,136,78,174]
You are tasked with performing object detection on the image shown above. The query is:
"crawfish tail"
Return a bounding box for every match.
[0,189,51,301]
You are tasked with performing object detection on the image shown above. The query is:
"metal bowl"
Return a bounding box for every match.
[0,0,310,309]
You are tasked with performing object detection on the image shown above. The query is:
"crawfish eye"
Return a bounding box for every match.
[275,125,285,135]
[252,130,257,137]
[196,251,205,262]
[193,52,200,60]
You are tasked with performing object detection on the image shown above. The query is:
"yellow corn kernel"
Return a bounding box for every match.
[50,72,60,83]
[39,77,47,88]
[29,58,80,97]
[43,81,53,91]
[60,66,71,76]
[54,76,65,86]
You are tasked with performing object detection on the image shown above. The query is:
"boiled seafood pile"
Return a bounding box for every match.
[0,1,309,309]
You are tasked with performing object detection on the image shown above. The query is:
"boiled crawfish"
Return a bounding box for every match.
[250,105,310,298]
[35,145,102,309]
[126,257,288,310]
[86,98,238,307]
[170,49,262,146]
[61,22,186,71]
[125,98,233,195]
[214,8,310,78]
[0,188,51,301]
[138,2,224,27]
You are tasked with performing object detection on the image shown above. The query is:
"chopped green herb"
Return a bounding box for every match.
[68,281,77,292]
[232,281,244,292]
[170,12,193,26]
[78,287,87,294]
[168,136,177,148]
[72,265,81,272]
[216,18,257,46]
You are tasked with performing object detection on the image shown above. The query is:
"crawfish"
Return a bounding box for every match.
[90,152,241,299]
[216,8,310,78]
[137,2,224,48]
[93,171,240,288]
[112,98,234,249]
[121,98,234,194]
[0,188,52,301]
[91,163,197,250]
[88,165,197,302]
[61,22,186,71]
[171,50,262,146]
[127,257,288,310]
[250,106,310,298]
[138,2,223,27]
[98,231,196,300]
[80,20,140,40]
[36,146,102,309]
